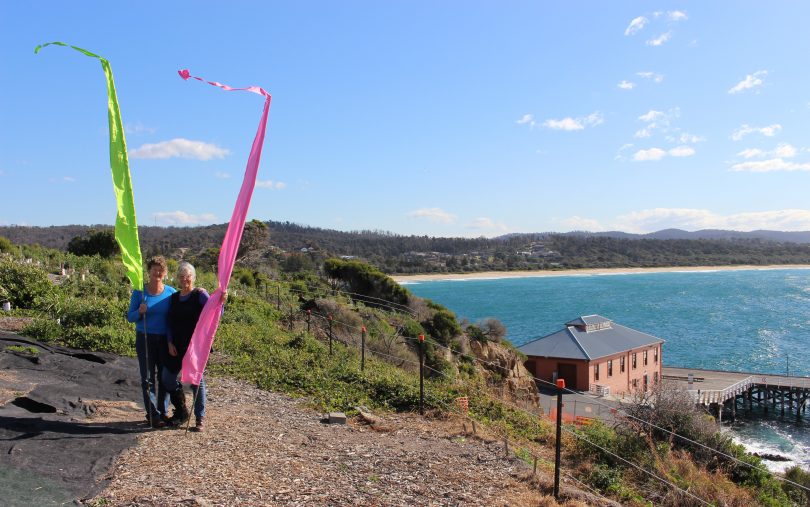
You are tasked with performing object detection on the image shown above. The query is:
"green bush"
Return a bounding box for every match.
[0,260,56,311]
[0,236,13,254]
[588,463,623,491]
[423,308,461,346]
[63,324,135,356]
[783,466,810,505]
[59,297,125,329]
[22,318,63,342]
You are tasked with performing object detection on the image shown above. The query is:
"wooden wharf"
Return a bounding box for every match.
[663,367,810,423]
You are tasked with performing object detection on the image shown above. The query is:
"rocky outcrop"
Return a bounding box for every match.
[468,339,538,405]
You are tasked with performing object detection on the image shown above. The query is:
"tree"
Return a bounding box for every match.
[480,318,507,342]
[237,219,269,260]
[67,229,118,257]
[323,258,411,307]
[0,236,13,254]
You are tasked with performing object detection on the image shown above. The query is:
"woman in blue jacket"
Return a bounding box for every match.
[127,256,176,427]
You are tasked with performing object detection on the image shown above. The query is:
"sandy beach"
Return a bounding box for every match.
[390,264,810,282]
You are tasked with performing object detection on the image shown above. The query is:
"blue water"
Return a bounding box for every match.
[404,268,810,472]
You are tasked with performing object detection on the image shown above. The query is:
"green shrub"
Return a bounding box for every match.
[63,325,135,356]
[22,318,63,342]
[0,236,13,254]
[783,466,810,505]
[0,260,56,310]
[588,463,623,491]
[59,297,124,329]
[423,308,461,346]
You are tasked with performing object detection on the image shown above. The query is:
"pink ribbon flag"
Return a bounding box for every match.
[179,69,272,385]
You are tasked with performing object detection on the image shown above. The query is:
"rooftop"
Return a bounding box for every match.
[518,314,664,361]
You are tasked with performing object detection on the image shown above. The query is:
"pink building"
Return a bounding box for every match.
[518,315,664,396]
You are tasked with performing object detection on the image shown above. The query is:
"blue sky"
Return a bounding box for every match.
[2,2,810,237]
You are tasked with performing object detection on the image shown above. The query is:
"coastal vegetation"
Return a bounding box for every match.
[1,234,808,505]
[5,223,810,275]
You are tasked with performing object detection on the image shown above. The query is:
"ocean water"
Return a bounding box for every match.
[403,268,810,472]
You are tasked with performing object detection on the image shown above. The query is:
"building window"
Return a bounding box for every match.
[654,371,659,383]
[643,350,648,366]
[654,347,659,363]
[607,360,613,377]
[594,363,600,381]
[632,353,637,369]
[620,356,625,373]
[632,378,638,389]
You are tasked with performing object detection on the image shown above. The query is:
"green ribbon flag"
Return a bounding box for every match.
[36,42,143,289]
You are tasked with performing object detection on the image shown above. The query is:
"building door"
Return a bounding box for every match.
[557,363,578,390]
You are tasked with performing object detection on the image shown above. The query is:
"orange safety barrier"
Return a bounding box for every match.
[456,396,469,415]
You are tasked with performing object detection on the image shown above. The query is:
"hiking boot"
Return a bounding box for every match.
[168,387,190,426]
[192,416,205,432]
[146,411,166,428]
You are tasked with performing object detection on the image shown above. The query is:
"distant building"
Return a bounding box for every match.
[518,315,664,396]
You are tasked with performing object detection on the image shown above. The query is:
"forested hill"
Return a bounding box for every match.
[4,222,810,274]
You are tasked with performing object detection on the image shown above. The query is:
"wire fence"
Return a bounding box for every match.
[245,278,810,502]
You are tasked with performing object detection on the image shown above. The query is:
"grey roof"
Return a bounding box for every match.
[565,315,611,327]
[518,315,664,361]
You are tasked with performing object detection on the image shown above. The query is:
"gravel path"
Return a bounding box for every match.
[95,377,583,506]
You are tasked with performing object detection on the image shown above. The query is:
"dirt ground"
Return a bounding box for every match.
[0,329,612,506]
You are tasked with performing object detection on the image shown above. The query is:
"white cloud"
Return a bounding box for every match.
[759,125,782,137]
[637,71,664,83]
[737,144,798,160]
[634,108,681,139]
[256,179,286,189]
[730,159,810,172]
[610,208,810,233]
[728,70,767,94]
[667,132,705,144]
[615,143,634,161]
[153,211,217,226]
[624,16,648,36]
[618,80,636,90]
[639,110,665,122]
[646,31,672,46]
[544,118,584,131]
[543,111,603,131]
[774,143,797,158]
[633,148,668,161]
[668,10,688,22]
[731,123,782,141]
[215,171,231,179]
[516,114,536,128]
[129,138,230,160]
[738,148,764,159]
[467,217,509,232]
[406,207,457,224]
[125,122,157,135]
[668,146,695,157]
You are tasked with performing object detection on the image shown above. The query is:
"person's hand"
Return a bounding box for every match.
[222,290,228,303]
[138,303,148,315]
[168,343,178,357]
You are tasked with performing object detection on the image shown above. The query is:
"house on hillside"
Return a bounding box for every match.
[518,315,664,396]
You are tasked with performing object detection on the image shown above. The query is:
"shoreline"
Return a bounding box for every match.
[390,264,810,282]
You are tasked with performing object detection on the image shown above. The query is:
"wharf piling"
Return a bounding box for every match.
[663,367,810,423]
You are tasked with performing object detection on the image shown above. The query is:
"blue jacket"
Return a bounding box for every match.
[127,284,177,335]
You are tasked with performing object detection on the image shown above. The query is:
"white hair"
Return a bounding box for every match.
[177,261,196,280]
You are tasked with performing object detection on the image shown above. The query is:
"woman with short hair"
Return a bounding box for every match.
[127,255,176,427]
[162,261,210,431]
